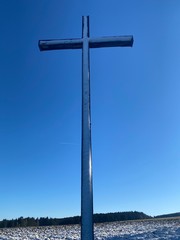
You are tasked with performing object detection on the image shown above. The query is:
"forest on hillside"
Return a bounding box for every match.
[155,212,180,219]
[0,211,151,228]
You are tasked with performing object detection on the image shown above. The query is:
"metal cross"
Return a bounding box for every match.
[39,16,133,240]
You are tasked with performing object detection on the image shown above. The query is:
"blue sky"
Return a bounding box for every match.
[0,0,180,220]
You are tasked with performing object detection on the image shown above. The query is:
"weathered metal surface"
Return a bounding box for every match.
[89,36,133,48]
[39,36,133,51]
[39,39,83,51]
[81,16,94,240]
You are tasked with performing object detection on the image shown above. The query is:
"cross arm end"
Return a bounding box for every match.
[89,35,134,48]
[38,39,83,51]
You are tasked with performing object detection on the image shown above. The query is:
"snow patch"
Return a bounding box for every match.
[0,218,179,240]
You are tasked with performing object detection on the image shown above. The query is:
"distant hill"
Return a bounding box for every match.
[94,211,152,223]
[154,212,180,219]
[0,211,152,228]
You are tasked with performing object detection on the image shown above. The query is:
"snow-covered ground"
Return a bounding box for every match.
[0,218,180,240]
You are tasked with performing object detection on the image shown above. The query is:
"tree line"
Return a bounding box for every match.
[0,211,151,228]
[154,212,180,219]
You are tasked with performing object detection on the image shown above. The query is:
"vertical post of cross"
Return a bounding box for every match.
[81,16,94,240]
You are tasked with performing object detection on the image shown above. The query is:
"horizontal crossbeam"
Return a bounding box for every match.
[39,38,83,50]
[39,36,133,51]
[90,36,133,48]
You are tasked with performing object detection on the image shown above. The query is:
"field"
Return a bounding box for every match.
[0,218,180,239]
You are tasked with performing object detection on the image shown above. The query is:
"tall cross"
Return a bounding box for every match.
[39,16,133,240]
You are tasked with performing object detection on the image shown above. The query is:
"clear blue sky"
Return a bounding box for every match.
[0,0,180,220]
